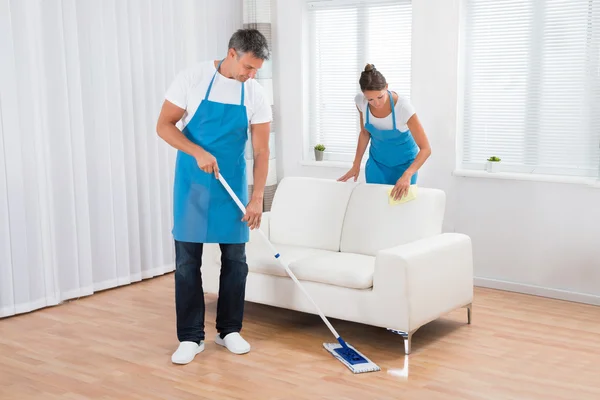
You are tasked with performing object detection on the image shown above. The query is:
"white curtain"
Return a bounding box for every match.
[0,0,242,318]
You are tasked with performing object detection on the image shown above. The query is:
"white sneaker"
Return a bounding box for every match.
[215,332,251,354]
[171,341,204,364]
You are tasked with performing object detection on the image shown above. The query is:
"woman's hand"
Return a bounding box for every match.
[390,173,412,200]
[338,165,360,182]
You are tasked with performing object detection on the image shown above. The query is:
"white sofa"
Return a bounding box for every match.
[202,177,473,354]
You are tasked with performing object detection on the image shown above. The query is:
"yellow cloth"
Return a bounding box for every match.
[388,185,418,205]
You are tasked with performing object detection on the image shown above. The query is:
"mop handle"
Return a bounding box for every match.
[217,175,341,340]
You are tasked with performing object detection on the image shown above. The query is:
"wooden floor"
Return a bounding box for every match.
[1,275,599,400]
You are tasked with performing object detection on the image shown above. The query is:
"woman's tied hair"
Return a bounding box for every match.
[359,63,387,91]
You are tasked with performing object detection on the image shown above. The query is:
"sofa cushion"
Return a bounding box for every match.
[245,240,375,290]
[246,243,331,277]
[340,183,446,256]
[290,252,375,290]
[268,177,357,252]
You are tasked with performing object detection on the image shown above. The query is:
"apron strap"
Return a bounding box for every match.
[205,59,225,101]
[365,91,396,130]
[205,58,245,106]
[389,90,397,131]
[240,80,245,105]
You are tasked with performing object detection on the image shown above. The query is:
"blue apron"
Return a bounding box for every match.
[172,60,249,244]
[364,91,419,185]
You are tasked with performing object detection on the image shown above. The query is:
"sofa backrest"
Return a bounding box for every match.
[340,183,446,256]
[268,177,356,251]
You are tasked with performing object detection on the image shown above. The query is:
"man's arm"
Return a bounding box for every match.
[250,122,271,201]
[242,121,270,229]
[156,100,219,177]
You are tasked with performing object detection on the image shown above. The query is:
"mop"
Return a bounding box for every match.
[217,175,380,374]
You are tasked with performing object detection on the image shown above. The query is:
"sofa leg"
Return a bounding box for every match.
[387,329,413,355]
[466,303,472,324]
[403,332,412,355]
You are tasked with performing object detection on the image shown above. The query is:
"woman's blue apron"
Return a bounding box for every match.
[172,60,249,244]
[364,91,419,185]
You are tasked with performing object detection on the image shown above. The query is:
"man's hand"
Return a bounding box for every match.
[391,173,412,201]
[194,148,219,178]
[242,196,262,230]
[245,120,269,230]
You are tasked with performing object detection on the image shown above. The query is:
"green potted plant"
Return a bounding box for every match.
[314,144,325,161]
[486,156,501,172]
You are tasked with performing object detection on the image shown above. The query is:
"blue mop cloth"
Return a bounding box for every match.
[323,338,380,374]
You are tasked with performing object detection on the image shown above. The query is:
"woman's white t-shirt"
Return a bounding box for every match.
[165,61,272,130]
[354,91,415,132]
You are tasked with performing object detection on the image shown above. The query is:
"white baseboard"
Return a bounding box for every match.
[474,277,600,306]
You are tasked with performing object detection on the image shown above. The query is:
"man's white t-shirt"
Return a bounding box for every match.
[354,91,415,132]
[165,60,272,130]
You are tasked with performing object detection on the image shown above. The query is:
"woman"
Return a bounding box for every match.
[338,64,431,200]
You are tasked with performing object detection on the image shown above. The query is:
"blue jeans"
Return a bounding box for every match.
[174,240,248,344]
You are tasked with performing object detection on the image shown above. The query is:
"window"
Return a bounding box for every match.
[305,0,412,162]
[460,0,600,178]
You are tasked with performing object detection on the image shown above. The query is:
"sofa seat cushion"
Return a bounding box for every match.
[246,242,375,290]
[290,252,375,290]
[246,243,331,278]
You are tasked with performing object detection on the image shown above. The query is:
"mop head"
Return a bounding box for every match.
[323,340,381,374]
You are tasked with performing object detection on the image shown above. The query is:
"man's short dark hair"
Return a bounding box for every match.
[228,28,270,61]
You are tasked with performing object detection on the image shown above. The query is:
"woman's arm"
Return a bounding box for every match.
[390,113,432,200]
[352,107,371,167]
[403,113,431,177]
[338,107,370,182]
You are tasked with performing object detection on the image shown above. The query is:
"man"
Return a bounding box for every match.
[156,29,271,365]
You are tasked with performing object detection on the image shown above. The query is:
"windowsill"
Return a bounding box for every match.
[453,169,600,188]
[300,160,355,168]
[296,162,600,188]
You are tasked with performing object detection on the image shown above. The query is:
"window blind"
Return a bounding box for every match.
[306,0,412,162]
[461,0,600,178]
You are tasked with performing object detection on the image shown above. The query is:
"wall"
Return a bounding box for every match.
[272,0,600,305]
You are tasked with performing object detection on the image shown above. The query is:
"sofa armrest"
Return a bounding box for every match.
[373,233,473,331]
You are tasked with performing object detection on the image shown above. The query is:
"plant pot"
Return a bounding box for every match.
[486,161,500,173]
[314,149,324,161]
